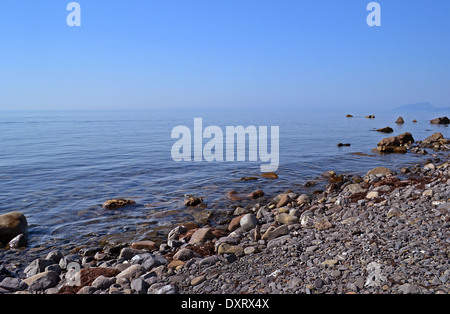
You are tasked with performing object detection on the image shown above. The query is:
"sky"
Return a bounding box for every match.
[1,0,449,112]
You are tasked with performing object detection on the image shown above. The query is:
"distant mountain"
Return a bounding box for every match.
[393,102,450,112]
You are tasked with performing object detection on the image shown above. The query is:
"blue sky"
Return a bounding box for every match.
[1,0,449,111]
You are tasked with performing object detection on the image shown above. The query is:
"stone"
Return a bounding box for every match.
[343,183,365,195]
[24,258,55,277]
[321,260,339,267]
[167,260,185,269]
[116,264,146,280]
[277,194,291,208]
[173,248,201,261]
[296,194,311,205]
[261,225,288,241]
[184,196,203,207]
[248,190,264,199]
[398,283,419,294]
[395,116,404,124]
[366,191,379,199]
[131,278,149,294]
[217,243,244,256]
[91,275,116,290]
[430,116,449,124]
[314,278,324,288]
[0,212,28,243]
[367,167,392,176]
[102,199,135,210]
[376,127,394,133]
[0,277,25,291]
[314,219,333,231]
[275,213,299,225]
[23,271,59,292]
[79,267,120,287]
[8,233,28,249]
[240,214,258,231]
[260,172,278,179]
[191,275,206,286]
[228,215,244,232]
[131,241,156,251]
[365,115,375,119]
[188,227,215,245]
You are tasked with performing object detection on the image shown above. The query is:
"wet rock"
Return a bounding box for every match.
[376,127,394,133]
[365,115,375,119]
[395,116,404,124]
[249,190,264,199]
[430,116,449,124]
[188,228,215,245]
[376,132,414,153]
[102,199,136,210]
[8,233,28,249]
[0,212,28,244]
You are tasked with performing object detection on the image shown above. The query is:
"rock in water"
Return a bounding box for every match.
[430,116,449,124]
[395,116,404,124]
[102,199,136,209]
[375,132,414,153]
[0,212,28,244]
[240,214,258,231]
[184,196,203,207]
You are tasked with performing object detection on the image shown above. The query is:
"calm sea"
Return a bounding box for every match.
[0,109,448,262]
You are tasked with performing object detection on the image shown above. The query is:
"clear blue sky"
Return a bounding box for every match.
[1,0,449,111]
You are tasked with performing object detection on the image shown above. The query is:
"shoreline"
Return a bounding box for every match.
[1,129,449,294]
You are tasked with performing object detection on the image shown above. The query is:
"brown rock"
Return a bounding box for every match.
[0,212,28,243]
[376,127,393,133]
[260,172,278,179]
[131,241,156,251]
[276,194,291,208]
[430,116,449,124]
[102,199,135,210]
[248,189,264,199]
[228,215,244,232]
[188,227,215,245]
[79,267,120,287]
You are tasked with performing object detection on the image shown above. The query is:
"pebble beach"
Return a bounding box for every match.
[1,117,449,295]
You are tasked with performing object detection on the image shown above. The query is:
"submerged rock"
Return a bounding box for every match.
[430,116,449,124]
[376,127,393,133]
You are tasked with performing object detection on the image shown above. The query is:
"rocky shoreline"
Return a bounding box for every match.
[1,127,449,294]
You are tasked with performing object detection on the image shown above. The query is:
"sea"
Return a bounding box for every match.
[0,108,448,265]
